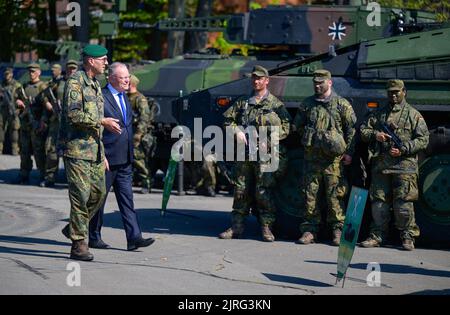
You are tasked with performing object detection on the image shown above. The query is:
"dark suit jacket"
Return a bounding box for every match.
[102,86,134,166]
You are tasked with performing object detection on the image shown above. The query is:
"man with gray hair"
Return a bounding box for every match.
[89,62,155,251]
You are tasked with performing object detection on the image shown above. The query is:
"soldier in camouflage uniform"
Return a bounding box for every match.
[293,70,356,246]
[195,154,217,197]
[41,60,78,187]
[59,45,120,261]
[0,68,21,155]
[14,63,48,185]
[360,79,429,251]
[50,64,63,83]
[127,74,157,194]
[219,65,291,242]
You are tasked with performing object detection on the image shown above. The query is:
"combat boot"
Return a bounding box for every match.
[402,238,415,251]
[206,187,216,197]
[16,175,29,185]
[11,144,19,156]
[261,224,275,242]
[297,232,315,245]
[70,240,94,261]
[219,226,243,239]
[332,229,342,246]
[360,237,381,248]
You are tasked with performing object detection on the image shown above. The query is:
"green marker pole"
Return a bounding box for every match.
[336,186,368,287]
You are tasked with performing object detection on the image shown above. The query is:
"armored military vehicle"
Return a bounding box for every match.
[172,18,450,244]
[132,0,436,173]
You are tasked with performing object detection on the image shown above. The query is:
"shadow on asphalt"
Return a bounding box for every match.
[0,235,69,260]
[305,260,450,279]
[0,168,67,189]
[101,208,269,240]
[263,273,334,287]
[408,288,450,295]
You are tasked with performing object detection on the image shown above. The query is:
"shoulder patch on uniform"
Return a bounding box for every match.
[70,90,79,100]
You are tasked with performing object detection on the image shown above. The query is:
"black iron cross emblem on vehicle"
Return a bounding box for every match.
[328,21,347,40]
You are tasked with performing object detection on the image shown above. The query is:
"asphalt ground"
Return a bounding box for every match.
[0,155,449,297]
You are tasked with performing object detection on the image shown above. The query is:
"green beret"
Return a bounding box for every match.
[251,65,269,77]
[313,69,331,82]
[66,59,79,68]
[386,79,405,91]
[82,44,108,58]
[4,67,13,74]
[27,63,41,70]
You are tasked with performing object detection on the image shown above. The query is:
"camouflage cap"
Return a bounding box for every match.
[4,67,13,74]
[66,59,78,69]
[27,63,41,71]
[82,44,108,58]
[313,69,331,82]
[251,65,269,77]
[130,74,140,86]
[386,79,405,91]
[51,64,62,70]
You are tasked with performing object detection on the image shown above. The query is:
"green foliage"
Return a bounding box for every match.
[0,1,34,61]
[378,0,450,21]
[113,0,168,61]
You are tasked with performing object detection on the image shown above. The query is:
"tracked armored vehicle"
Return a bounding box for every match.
[132,0,435,172]
[172,20,450,244]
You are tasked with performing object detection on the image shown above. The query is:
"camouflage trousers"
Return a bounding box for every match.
[133,145,149,187]
[0,108,20,154]
[133,134,156,188]
[64,157,106,241]
[19,127,47,179]
[44,124,59,184]
[231,160,280,227]
[198,158,216,191]
[299,160,347,234]
[369,172,420,242]
[189,156,217,193]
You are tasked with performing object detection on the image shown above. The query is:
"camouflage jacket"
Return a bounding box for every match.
[127,91,154,137]
[223,91,291,141]
[293,91,356,162]
[42,78,66,128]
[14,80,47,130]
[59,70,104,162]
[360,100,429,174]
[1,79,22,114]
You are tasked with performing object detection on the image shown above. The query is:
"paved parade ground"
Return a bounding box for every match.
[0,155,449,296]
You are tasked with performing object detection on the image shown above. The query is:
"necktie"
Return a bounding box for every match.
[118,92,126,123]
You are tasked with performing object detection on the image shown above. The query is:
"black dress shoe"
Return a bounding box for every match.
[88,239,111,249]
[127,237,155,251]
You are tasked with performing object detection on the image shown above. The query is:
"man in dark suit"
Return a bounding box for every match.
[89,62,155,251]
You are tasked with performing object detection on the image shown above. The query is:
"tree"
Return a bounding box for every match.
[168,0,185,57]
[378,0,450,21]
[184,0,214,53]
[112,0,168,61]
[0,1,33,61]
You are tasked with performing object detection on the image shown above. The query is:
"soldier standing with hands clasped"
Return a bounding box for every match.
[293,69,356,246]
[360,79,429,251]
